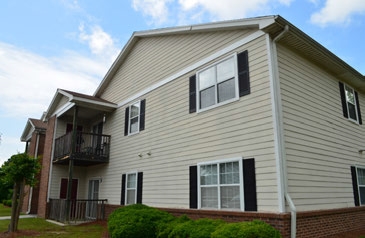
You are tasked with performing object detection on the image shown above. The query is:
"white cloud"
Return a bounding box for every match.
[132,0,173,25]
[78,23,120,63]
[179,0,269,20]
[0,42,114,118]
[311,0,365,26]
[132,0,296,25]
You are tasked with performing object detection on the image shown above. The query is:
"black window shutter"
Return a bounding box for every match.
[189,75,197,113]
[137,172,143,204]
[140,99,146,131]
[121,174,126,205]
[243,158,257,211]
[189,166,198,209]
[351,166,360,206]
[237,50,250,97]
[339,82,348,119]
[355,92,362,125]
[124,107,129,136]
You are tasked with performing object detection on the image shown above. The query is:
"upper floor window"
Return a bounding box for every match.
[339,82,362,124]
[197,56,238,111]
[124,99,146,136]
[189,51,250,113]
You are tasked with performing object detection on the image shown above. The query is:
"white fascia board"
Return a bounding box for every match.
[118,30,265,108]
[71,96,118,110]
[53,102,75,118]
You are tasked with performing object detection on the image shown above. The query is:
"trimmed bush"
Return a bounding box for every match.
[2,199,12,207]
[157,214,191,238]
[168,218,225,238]
[211,220,282,238]
[108,204,175,238]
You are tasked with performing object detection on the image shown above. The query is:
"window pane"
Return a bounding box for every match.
[357,168,365,185]
[359,187,365,205]
[126,190,136,205]
[127,174,136,188]
[201,187,218,208]
[218,78,235,103]
[200,86,215,109]
[348,103,357,121]
[345,86,355,104]
[220,162,240,185]
[200,164,217,185]
[130,117,139,133]
[130,103,140,118]
[199,67,216,90]
[217,57,234,82]
[220,186,240,209]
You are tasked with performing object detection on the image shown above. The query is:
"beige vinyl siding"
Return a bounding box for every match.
[98,34,279,212]
[101,29,256,103]
[277,44,365,211]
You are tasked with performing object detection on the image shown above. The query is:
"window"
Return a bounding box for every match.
[197,56,238,111]
[189,51,250,113]
[124,99,146,136]
[339,82,362,124]
[121,172,143,205]
[126,173,137,205]
[357,168,365,205]
[198,159,243,210]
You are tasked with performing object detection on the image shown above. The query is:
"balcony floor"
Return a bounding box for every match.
[53,153,109,166]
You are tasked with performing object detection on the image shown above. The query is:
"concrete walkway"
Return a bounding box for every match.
[0,215,37,220]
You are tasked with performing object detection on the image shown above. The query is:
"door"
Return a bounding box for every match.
[59,178,78,199]
[86,179,100,219]
[59,178,78,219]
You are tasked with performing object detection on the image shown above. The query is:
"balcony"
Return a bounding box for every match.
[53,132,111,166]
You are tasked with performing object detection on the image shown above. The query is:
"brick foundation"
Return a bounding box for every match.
[104,204,365,238]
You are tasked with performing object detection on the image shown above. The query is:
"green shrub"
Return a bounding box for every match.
[157,214,191,238]
[2,199,12,207]
[168,218,225,238]
[211,220,282,238]
[108,204,175,238]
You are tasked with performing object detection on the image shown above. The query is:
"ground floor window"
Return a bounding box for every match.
[357,167,365,205]
[198,158,243,210]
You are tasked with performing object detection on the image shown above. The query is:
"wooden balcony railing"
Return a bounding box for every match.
[53,132,110,166]
[48,199,107,223]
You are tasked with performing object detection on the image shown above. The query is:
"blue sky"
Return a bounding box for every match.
[0,0,364,165]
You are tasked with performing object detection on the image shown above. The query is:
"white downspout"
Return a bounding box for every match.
[268,25,297,238]
[27,131,40,214]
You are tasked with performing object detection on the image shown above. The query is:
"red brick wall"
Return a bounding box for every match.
[296,206,365,238]
[21,132,46,214]
[37,116,56,218]
[104,205,365,238]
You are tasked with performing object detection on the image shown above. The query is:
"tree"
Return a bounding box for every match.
[2,153,40,232]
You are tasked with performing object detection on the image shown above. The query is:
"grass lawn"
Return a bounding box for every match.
[0,217,107,238]
[0,204,12,217]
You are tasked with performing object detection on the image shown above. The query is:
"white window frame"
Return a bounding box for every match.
[125,172,138,205]
[197,157,244,211]
[128,100,141,135]
[356,166,365,205]
[344,84,359,123]
[196,54,239,113]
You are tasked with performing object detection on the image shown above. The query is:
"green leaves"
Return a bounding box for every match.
[1,153,40,186]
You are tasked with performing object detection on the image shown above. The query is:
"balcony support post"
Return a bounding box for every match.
[66,105,78,222]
